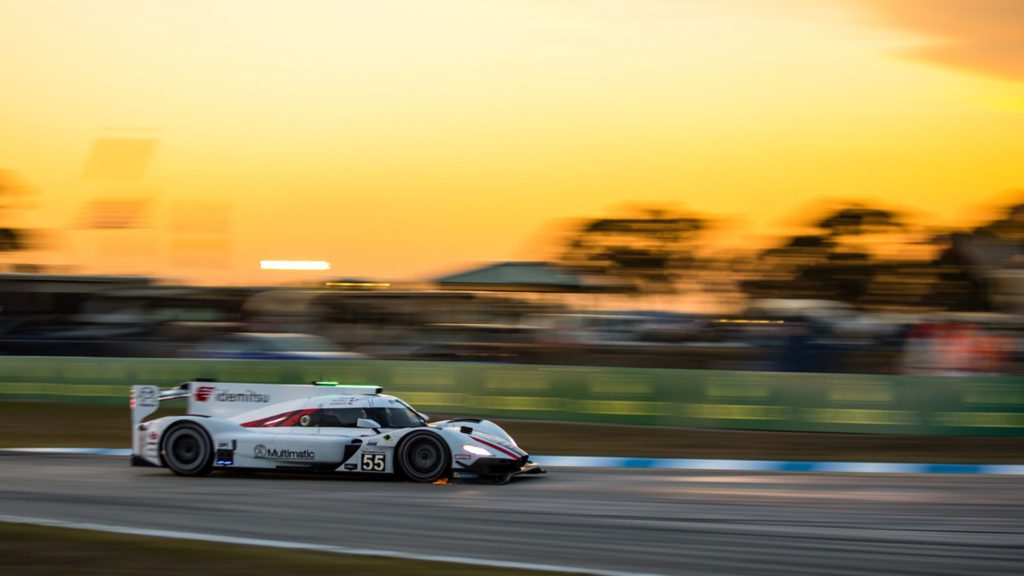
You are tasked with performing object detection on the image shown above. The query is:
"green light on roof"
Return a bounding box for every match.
[312,381,381,392]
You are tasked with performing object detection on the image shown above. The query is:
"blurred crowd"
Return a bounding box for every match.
[1,273,1023,376]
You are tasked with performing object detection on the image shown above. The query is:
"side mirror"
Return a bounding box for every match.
[356,418,382,430]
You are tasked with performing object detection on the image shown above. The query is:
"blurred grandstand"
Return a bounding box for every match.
[1,269,1021,375]
[4,200,1024,374]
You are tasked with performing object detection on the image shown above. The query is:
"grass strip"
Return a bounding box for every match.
[0,522,552,576]
[1,400,1021,463]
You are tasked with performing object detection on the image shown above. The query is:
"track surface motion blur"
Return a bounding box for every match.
[1,453,1022,575]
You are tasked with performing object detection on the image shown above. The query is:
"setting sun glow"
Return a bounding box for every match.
[1,0,1022,283]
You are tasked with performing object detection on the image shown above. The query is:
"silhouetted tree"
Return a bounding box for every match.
[0,171,33,258]
[921,202,1024,311]
[0,228,24,252]
[0,170,55,274]
[741,201,1021,311]
[560,207,705,294]
[742,204,914,305]
[921,232,992,311]
[815,206,904,236]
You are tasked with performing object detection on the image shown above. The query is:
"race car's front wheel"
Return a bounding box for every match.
[397,432,450,483]
[161,422,213,477]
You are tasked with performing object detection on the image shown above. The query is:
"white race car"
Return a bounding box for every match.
[131,380,545,483]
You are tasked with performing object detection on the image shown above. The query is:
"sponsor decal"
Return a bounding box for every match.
[253,443,315,461]
[195,386,270,403]
[383,434,392,441]
[455,454,471,460]
[343,463,357,471]
[219,390,270,403]
[148,431,159,440]
[135,387,158,408]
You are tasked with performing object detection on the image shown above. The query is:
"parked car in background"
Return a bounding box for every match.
[183,332,367,360]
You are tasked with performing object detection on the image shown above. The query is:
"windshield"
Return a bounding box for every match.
[315,406,425,428]
[366,407,425,428]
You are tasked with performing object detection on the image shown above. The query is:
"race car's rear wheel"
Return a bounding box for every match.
[397,432,450,483]
[161,422,213,477]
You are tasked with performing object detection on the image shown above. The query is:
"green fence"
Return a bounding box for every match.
[0,357,1022,435]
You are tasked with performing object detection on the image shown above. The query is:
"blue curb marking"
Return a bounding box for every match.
[528,455,1024,475]
[3,448,132,456]
[5,449,1024,475]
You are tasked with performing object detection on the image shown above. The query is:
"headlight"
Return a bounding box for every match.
[462,444,493,457]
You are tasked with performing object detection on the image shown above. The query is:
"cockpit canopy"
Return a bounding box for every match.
[306,406,425,428]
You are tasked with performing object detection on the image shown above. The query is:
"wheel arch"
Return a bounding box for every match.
[159,419,216,475]
[395,429,452,482]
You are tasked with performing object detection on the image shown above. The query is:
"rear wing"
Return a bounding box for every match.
[130,384,188,457]
[130,384,187,429]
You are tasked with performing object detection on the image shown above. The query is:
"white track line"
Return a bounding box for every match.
[0,514,661,576]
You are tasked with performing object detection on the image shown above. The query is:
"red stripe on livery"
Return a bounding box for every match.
[279,409,317,427]
[470,436,520,459]
[241,409,316,428]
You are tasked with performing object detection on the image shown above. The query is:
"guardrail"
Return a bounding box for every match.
[0,357,1021,435]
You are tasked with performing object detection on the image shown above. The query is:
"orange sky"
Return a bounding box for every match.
[1,0,1022,283]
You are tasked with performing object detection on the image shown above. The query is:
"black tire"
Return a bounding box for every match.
[161,422,213,477]
[397,432,450,483]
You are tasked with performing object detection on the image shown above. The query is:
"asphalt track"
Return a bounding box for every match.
[1,453,1022,575]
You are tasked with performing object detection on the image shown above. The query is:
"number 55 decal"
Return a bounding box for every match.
[361,453,385,472]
